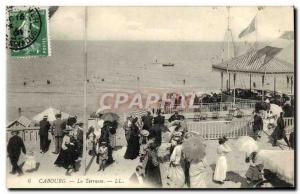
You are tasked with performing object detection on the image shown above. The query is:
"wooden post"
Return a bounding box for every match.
[229,73,231,90]
[262,75,265,101]
[221,72,223,102]
[274,76,276,94]
[249,74,252,91]
[291,76,293,94]
[221,72,224,91]
[233,73,236,104]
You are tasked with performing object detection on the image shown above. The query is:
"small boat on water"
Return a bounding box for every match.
[162,63,175,67]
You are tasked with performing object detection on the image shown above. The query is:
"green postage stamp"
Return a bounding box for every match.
[7,7,50,57]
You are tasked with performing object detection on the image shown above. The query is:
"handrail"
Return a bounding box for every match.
[164,101,257,114]
[283,117,294,134]
[186,119,253,140]
[6,127,40,142]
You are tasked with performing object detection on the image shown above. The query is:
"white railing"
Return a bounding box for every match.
[284,117,294,134]
[6,127,40,141]
[164,101,257,114]
[186,119,252,140]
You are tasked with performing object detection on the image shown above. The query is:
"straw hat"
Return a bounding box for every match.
[63,127,72,133]
[173,131,183,141]
[100,141,107,146]
[140,130,149,137]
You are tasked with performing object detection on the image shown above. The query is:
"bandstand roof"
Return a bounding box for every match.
[212,50,294,76]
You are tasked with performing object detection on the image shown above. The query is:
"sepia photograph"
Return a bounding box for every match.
[5,6,295,189]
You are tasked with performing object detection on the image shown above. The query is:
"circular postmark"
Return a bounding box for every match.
[7,7,42,50]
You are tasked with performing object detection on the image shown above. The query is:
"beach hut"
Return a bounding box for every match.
[212,48,294,102]
[32,107,70,122]
[7,116,33,128]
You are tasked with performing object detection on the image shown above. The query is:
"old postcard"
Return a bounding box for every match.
[6,6,295,189]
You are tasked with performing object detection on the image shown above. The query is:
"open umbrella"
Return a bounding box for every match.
[100,112,119,122]
[270,104,283,118]
[257,150,294,185]
[236,136,259,155]
[127,110,148,118]
[182,136,206,163]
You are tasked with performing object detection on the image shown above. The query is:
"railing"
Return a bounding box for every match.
[164,101,257,114]
[284,117,294,134]
[6,127,40,141]
[186,119,252,140]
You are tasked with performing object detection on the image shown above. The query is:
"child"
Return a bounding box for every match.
[96,141,108,171]
[23,151,37,172]
[245,152,264,186]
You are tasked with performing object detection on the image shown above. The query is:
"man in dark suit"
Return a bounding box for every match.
[153,109,165,125]
[253,113,263,140]
[168,110,185,123]
[272,112,290,147]
[51,114,65,154]
[7,130,26,176]
[142,111,153,131]
[151,109,165,146]
[100,121,114,165]
[39,115,51,153]
[129,165,144,185]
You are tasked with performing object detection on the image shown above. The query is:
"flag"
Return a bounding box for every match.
[49,6,59,18]
[279,31,294,40]
[239,17,256,38]
[248,46,282,66]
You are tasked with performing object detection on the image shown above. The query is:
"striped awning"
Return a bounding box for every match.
[212,50,294,75]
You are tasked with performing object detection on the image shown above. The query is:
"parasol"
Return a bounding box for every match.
[127,110,148,118]
[182,136,206,163]
[100,112,120,122]
[257,150,294,185]
[236,136,259,155]
[270,104,283,118]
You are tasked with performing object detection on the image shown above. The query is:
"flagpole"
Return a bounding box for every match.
[255,14,258,49]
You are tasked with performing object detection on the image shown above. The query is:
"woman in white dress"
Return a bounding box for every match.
[213,137,232,184]
[166,136,185,188]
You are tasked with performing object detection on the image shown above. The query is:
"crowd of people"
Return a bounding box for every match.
[253,98,294,149]
[7,95,294,187]
[122,109,213,188]
[7,114,83,176]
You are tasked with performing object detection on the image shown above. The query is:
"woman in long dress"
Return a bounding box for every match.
[124,117,140,160]
[166,137,185,188]
[145,139,162,188]
[213,137,232,184]
[54,129,78,175]
[189,158,208,188]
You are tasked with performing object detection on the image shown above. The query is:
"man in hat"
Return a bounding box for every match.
[7,130,26,176]
[272,112,290,148]
[253,112,263,140]
[39,115,51,153]
[168,110,185,123]
[100,121,114,165]
[141,111,153,131]
[151,109,165,146]
[51,113,65,154]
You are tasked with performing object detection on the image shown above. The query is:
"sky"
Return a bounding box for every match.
[49,6,294,41]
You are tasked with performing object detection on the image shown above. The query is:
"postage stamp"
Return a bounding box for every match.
[7,7,50,57]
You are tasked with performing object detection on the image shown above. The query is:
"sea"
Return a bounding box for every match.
[6,40,294,122]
